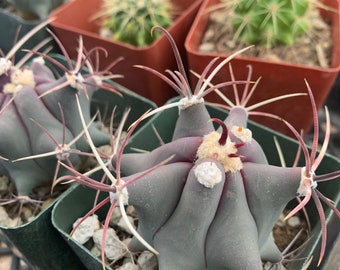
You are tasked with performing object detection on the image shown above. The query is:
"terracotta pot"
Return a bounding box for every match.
[185,0,340,136]
[49,0,202,106]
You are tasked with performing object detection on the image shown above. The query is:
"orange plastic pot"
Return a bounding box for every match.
[185,0,340,136]
[49,0,202,106]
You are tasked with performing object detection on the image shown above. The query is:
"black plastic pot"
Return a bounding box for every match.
[0,8,60,61]
[52,100,340,269]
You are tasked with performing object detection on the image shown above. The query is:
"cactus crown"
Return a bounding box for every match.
[224,0,312,48]
[96,0,175,46]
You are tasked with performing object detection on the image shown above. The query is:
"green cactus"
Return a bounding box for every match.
[226,0,311,48]
[98,0,175,46]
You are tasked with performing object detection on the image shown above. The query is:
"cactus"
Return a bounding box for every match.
[96,0,175,46]
[0,21,123,197]
[5,0,65,20]
[63,27,340,269]
[217,0,312,48]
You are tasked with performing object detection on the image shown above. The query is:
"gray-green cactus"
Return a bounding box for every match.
[67,26,340,270]
[97,0,174,46]
[0,22,121,196]
[68,27,340,269]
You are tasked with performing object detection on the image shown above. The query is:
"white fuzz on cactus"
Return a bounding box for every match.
[196,131,243,172]
[231,125,252,143]
[3,69,36,94]
[66,71,85,91]
[0,58,12,75]
[32,56,45,65]
[297,166,317,196]
[110,185,129,205]
[194,161,223,188]
[178,95,205,111]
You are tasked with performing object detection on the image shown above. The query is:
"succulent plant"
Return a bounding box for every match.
[0,21,123,197]
[5,0,65,20]
[64,27,339,269]
[96,0,175,46]
[216,0,313,48]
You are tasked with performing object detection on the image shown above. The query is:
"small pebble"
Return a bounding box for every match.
[138,251,158,270]
[110,207,122,225]
[72,215,100,244]
[199,42,215,52]
[117,215,136,234]
[93,228,126,261]
[287,216,301,227]
[116,262,139,270]
[0,175,9,191]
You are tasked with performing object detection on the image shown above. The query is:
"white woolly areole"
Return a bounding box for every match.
[194,161,223,188]
[3,83,23,94]
[196,131,243,172]
[297,167,317,196]
[0,58,12,75]
[92,75,103,86]
[178,95,204,110]
[110,184,129,205]
[11,69,35,86]
[32,56,45,65]
[3,69,35,94]
[55,144,71,160]
[66,71,85,90]
[231,126,252,143]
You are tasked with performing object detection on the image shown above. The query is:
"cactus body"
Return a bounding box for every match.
[67,27,339,269]
[228,0,311,47]
[0,57,109,195]
[99,0,174,46]
[112,102,304,269]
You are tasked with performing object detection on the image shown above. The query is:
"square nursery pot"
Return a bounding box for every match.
[185,0,340,137]
[0,56,156,270]
[52,99,340,270]
[49,0,202,106]
[0,8,60,61]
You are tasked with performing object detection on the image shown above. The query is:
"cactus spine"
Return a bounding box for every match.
[228,0,311,47]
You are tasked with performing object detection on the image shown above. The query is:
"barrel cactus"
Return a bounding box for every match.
[217,0,313,48]
[67,27,340,269]
[96,0,175,46]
